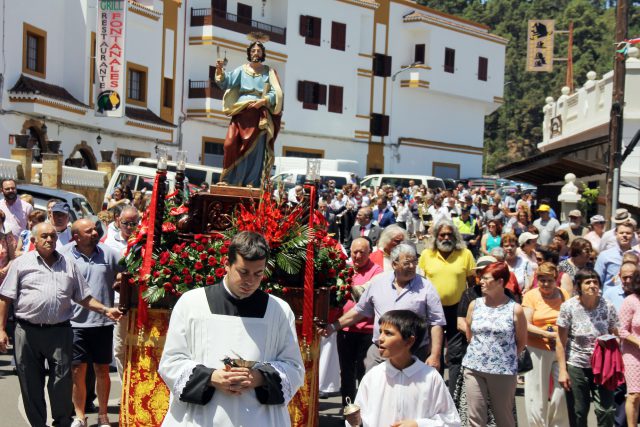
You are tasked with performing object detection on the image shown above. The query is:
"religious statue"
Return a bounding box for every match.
[215,33,283,187]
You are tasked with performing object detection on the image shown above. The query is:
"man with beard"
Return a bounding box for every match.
[418,219,476,391]
[558,209,588,243]
[0,178,33,239]
[214,40,283,187]
[321,243,445,373]
[62,219,123,427]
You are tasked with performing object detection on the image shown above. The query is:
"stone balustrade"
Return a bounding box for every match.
[0,158,21,180]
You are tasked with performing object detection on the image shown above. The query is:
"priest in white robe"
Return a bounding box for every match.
[159,231,305,427]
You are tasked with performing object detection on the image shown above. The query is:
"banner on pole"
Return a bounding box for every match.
[526,20,554,72]
[95,0,127,117]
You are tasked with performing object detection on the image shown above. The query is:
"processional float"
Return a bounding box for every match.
[117,152,351,426]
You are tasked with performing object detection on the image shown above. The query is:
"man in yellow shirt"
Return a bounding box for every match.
[418,218,475,393]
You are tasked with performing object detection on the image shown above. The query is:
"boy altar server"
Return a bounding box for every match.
[347,310,460,427]
[159,231,305,426]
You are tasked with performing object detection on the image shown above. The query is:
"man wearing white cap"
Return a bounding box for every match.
[599,209,638,253]
[584,215,606,251]
[558,209,588,243]
[533,204,559,247]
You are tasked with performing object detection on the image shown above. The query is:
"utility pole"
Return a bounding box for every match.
[605,0,628,225]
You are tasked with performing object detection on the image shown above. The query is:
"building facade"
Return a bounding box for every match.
[497,49,640,210]
[0,0,505,180]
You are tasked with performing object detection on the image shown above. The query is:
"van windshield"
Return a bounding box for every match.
[381,178,415,188]
[427,179,445,190]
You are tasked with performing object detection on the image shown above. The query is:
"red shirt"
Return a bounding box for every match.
[342,260,383,334]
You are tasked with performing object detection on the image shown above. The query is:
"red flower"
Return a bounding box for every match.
[180,252,189,259]
[162,222,176,233]
[344,291,352,300]
[199,253,207,261]
[182,268,190,275]
[152,271,160,278]
[190,242,197,249]
[208,256,217,266]
[265,288,272,294]
[194,234,203,240]
[196,245,205,252]
[194,262,204,270]
[282,287,289,294]
[169,205,189,216]
[168,260,175,266]
[215,267,226,278]
[220,246,229,254]
[195,274,203,282]
[207,247,217,255]
[159,251,170,265]
[328,269,337,278]
[184,275,193,284]
[163,268,171,275]
[200,236,209,244]
[171,275,181,284]
[172,244,182,252]
[163,282,173,291]
[206,275,216,285]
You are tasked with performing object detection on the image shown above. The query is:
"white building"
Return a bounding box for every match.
[497,49,640,210]
[0,0,506,180]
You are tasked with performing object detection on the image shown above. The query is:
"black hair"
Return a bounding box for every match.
[246,42,266,62]
[537,247,559,265]
[228,231,270,264]
[0,178,16,188]
[574,268,601,296]
[378,310,427,353]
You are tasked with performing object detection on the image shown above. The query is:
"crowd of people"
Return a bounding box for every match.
[0,174,639,427]
[316,179,640,427]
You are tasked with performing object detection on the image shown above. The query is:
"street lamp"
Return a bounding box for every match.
[387,61,423,172]
[391,61,423,82]
[96,131,102,145]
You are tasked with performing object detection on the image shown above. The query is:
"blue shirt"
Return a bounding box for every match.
[354,271,446,348]
[602,275,627,313]
[595,246,624,289]
[61,243,124,327]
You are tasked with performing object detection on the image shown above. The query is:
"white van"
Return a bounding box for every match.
[271,169,356,191]
[359,174,445,191]
[104,165,177,208]
[132,158,222,185]
[271,157,359,176]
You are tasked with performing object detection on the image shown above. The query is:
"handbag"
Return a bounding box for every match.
[517,348,533,373]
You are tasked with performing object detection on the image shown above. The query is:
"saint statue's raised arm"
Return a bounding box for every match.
[214,34,283,187]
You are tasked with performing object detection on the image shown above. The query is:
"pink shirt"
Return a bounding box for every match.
[0,199,32,238]
[342,260,383,334]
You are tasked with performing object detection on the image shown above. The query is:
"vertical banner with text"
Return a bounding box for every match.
[95,0,127,117]
[526,20,554,72]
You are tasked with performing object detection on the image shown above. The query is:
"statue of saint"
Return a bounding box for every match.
[214,35,283,187]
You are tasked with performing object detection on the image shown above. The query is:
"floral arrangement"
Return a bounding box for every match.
[123,188,354,306]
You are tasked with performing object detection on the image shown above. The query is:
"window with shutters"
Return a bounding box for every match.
[297,81,326,110]
[373,54,392,77]
[331,22,346,51]
[163,78,174,108]
[127,62,148,107]
[328,85,343,114]
[22,23,47,78]
[370,113,389,136]
[237,3,252,26]
[414,44,425,64]
[444,48,455,73]
[299,15,321,46]
[478,56,488,81]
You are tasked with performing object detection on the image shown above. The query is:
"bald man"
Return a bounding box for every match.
[0,222,121,427]
[61,219,124,427]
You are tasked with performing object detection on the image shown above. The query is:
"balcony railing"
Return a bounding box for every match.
[188,80,224,99]
[190,8,286,45]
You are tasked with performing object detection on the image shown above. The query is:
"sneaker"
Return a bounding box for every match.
[71,417,87,427]
[98,414,111,427]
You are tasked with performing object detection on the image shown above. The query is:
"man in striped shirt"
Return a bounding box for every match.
[0,222,122,427]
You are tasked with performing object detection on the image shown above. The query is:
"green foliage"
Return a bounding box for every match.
[578,183,600,215]
[419,0,640,173]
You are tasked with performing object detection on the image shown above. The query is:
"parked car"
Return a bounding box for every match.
[359,174,445,191]
[15,184,98,222]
